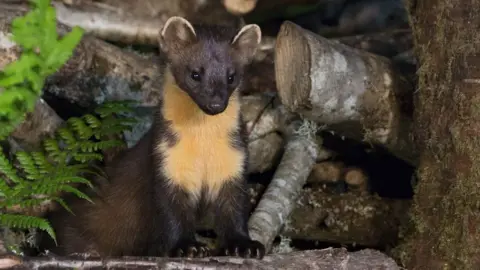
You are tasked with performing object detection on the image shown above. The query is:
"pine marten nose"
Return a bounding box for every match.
[206,96,227,115]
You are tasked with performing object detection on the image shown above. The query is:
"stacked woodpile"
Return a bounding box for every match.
[0,0,417,269]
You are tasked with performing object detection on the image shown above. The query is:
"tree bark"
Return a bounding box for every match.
[0,248,401,269]
[398,0,480,269]
[274,21,416,165]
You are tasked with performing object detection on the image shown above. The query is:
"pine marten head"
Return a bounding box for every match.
[158,16,262,115]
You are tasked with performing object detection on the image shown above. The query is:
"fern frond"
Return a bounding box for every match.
[0,151,23,184]
[57,127,77,148]
[0,214,56,244]
[0,197,47,210]
[58,185,93,203]
[78,140,125,152]
[43,138,65,164]
[52,197,74,215]
[30,151,53,174]
[72,152,104,163]
[68,117,94,140]
[0,0,144,247]
[15,152,40,180]
[83,114,102,129]
[94,100,137,118]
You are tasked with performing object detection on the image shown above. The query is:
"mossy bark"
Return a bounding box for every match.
[399,0,480,269]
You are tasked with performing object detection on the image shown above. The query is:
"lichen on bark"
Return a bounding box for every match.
[397,0,480,269]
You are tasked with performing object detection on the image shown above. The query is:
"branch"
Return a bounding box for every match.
[274,21,417,165]
[0,248,401,269]
[248,120,320,252]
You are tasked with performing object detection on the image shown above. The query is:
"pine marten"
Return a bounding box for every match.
[39,16,265,259]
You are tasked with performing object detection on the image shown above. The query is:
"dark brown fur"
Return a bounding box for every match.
[39,17,265,259]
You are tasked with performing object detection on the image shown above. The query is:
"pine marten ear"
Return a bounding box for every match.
[159,16,197,54]
[231,24,262,65]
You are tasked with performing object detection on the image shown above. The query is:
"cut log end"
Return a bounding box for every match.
[0,255,21,269]
[274,21,311,112]
[344,167,368,187]
[222,0,258,15]
[307,161,345,184]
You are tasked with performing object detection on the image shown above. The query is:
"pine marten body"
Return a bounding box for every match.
[40,17,264,258]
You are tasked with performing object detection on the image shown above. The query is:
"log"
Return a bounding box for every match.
[247,133,283,174]
[336,0,409,36]
[222,0,257,15]
[240,93,276,138]
[242,36,277,95]
[343,166,369,193]
[248,120,320,252]
[0,248,401,269]
[334,29,413,58]
[0,239,5,255]
[274,21,417,166]
[282,187,410,248]
[222,0,322,16]
[51,0,242,46]
[9,100,63,150]
[307,161,345,184]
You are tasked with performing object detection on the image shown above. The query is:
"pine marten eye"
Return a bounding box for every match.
[227,73,235,85]
[191,71,201,82]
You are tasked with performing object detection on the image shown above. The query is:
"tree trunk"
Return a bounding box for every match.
[399,0,480,269]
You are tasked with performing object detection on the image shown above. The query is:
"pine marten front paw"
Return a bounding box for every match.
[218,238,265,259]
[170,241,210,258]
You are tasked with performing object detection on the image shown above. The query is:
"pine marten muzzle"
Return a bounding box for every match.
[39,17,265,259]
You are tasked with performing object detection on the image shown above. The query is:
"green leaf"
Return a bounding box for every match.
[45,27,84,72]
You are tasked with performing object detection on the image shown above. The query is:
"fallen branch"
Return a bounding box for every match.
[282,187,410,247]
[0,248,401,269]
[248,120,320,252]
[51,0,240,46]
[274,21,417,165]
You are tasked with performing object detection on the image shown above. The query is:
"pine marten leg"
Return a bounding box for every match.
[148,184,210,258]
[213,180,265,258]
